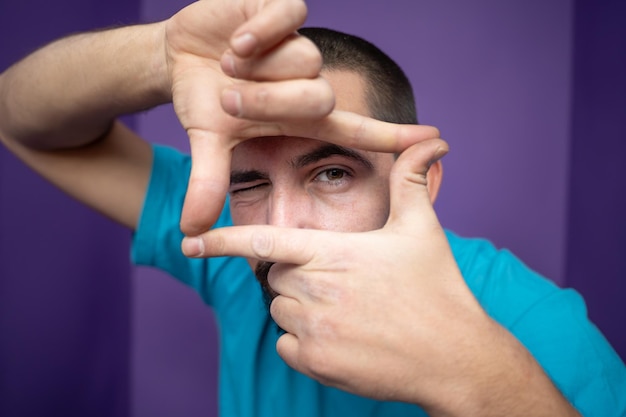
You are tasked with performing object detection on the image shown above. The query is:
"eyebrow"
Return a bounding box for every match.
[230,143,374,186]
[230,169,268,186]
[292,144,374,170]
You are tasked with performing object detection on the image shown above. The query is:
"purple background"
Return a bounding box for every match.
[1,0,624,416]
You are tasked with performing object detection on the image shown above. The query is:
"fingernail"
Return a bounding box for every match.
[232,32,257,55]
[182,237,204,257]
[221,52,237,78]
[434,145,449,160]
[222,89,243,117]
[427,146,449,169]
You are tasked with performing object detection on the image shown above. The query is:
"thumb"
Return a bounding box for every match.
[180,129,232,236]
[385,138,449,233]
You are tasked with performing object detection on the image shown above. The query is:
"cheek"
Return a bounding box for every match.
[230,201,265,226]
[353,176,391,230]
[349,194,389,231]
[229,175,391,232]
[316,182,390,232]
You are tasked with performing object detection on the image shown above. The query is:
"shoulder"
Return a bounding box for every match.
[446,230,626,415]
[445,229,562,325]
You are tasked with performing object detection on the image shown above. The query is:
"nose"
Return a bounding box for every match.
[267,188,313,229]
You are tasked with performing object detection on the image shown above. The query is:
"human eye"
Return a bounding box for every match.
[229,182,268,196]
[313,167,352,186]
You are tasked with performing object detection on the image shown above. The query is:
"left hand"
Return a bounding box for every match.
[183,138,491,408]
[183,138,582,417]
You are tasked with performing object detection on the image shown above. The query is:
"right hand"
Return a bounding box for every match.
[179,138,490,412]
[165,0,330,236]
[165,0,441,236]
[182,137,580,417]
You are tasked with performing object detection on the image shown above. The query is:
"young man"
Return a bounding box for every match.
[0,1,624,416]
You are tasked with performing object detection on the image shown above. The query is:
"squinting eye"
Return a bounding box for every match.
[230,183,268,195]
[316,168,348,182]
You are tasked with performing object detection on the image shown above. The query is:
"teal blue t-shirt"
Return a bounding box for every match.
[132,145,626,416]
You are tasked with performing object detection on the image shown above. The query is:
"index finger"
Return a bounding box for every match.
[181,224,320,265]
[237,109,442,153]
[297,110,442,153]
[179,129,232,236]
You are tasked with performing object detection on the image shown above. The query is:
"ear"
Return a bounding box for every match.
[426,160,443,204]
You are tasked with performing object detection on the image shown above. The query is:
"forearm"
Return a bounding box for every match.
[423,318,581,417]
[0,22,169,149]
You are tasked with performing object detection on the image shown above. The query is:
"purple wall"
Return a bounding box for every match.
[306,1,574,284]
[0,1,139,416]
[566,0,626,366]
[0,1,624,416]
[132,3,578,415]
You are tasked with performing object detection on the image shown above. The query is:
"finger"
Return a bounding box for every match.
[179,129,232,236]
[181,224,321,264]
[275,331,300,371]
[232,109,441,154]
[221,34,322,81]
[267,262,301,299]
[221,77,334,120]
[230,0,308,57]
[269,295,301,334]
[306,112,442,153]
[385,138,449,233]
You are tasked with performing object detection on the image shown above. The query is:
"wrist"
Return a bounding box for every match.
[423,319,578,417]
[147,20,172,105]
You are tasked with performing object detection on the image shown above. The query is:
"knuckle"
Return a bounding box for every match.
[300,343,334,383]
[286,0,308,27]
[254,88,270,106]
[297,39,323,76]
[250,230,274,259]
[305,79,335,117]
[303,308,337,340]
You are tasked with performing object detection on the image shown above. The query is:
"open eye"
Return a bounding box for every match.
[313,167,354,190]
[316,168,348,182]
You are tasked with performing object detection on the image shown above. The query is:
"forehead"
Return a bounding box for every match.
[323,69,369,115]
[232,70,374,166]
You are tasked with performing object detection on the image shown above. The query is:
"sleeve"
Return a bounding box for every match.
[447,231,626,416]
[509,288,626,417]
[130,144,236,306]
[476,246,626,416]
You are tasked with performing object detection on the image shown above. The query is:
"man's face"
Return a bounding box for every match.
[229,70,395,299]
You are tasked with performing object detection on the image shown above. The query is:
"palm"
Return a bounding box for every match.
[165,0,292,235]
[167,1,248,136]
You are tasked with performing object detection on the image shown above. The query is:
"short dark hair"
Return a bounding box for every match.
[299,27,418,124]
